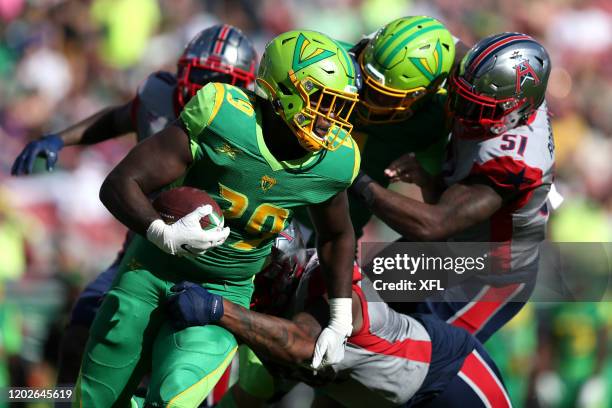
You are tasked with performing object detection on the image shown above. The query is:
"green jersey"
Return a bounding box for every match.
[294,92,449,238]
[348,94,449,236]
[293,36,450,238]
[178,82,360,280]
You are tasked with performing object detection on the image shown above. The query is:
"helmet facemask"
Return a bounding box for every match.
[176,55,256,107]
[357,52,433,124]
[448,74,527,135]
[259,71,359,152]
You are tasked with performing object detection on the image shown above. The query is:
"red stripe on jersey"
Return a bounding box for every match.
[350,285,432,363]
[469,35,531,72]
[211,365,232,403]
[449,284,522,334]
[459,351,512,408]
[214,25,231,55]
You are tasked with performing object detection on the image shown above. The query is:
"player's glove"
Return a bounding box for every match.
[311,298,352,369]
[167,281,224,330]
[11,133,64,175]
[146,205,230,257]
[348,171,375,207]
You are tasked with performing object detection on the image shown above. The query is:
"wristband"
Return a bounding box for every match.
[146,218,170,251]
[328,297,353,336]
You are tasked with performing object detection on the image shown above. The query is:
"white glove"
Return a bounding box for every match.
[146,205,230,256]
[312,298,352,369]
[577,376,606,408]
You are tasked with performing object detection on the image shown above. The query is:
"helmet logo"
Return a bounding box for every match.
[292,33,335,72]
[409,39,444,81]
[514,59,540,93]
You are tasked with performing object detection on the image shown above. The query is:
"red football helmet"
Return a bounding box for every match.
[251,222,308,315]
[176,24,257,107]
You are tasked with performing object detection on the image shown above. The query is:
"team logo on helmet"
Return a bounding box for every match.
[514,59,540,93]
[292,33,335,72]
[409,39,445,81]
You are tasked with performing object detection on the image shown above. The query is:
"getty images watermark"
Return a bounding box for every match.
[360,241,611,303]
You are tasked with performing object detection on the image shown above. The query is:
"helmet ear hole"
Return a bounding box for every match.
[278,83,292,95]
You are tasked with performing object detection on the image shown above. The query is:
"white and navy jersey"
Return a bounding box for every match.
[130,71,179,141]
[293,257,475,407]
[442,102,555,282]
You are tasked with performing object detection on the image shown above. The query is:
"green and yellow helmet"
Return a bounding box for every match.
[359,16,455,123]
[257,30,359,151]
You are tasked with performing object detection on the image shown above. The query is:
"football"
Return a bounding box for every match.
[152,186,224,230]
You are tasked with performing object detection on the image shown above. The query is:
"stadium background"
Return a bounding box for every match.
[0,0,610,407]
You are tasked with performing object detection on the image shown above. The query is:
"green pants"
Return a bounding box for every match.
[75,236,254,408]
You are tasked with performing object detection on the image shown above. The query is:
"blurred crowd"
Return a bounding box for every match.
[0,0,610,407]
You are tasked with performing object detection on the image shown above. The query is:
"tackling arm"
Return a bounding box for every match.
[367,181,503,241]
[11,101,135,175]
[60,101,135,146]
[221,300,319,365]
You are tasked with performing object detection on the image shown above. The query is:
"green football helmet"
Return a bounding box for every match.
[257,30,359,151]
[359,16,455,123]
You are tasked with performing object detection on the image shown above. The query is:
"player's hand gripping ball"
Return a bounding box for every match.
[153,187,224,230]
[148,187,229,256]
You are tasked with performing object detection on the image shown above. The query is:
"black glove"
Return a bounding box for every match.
[348,171,375,207]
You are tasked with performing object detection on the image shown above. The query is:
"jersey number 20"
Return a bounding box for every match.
[219,184,289,251]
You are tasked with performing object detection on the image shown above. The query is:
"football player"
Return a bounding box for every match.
[167,245,513,408]
[294,16,466,241]
[10,25,257,389]
[76,30,361,407]
[236,17,465,404]
[351,33,555,342]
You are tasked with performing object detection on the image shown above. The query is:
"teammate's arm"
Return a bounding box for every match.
[355,178,502,241]
[11,101,135,175]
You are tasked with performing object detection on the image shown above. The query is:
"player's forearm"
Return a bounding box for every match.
[100,171,160,235]
[220,300,316,365]
[368,182,446,241]
[317,228,355,298]
[61,103,134,146]
[100,124,193,236]
[419,175,446,204]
